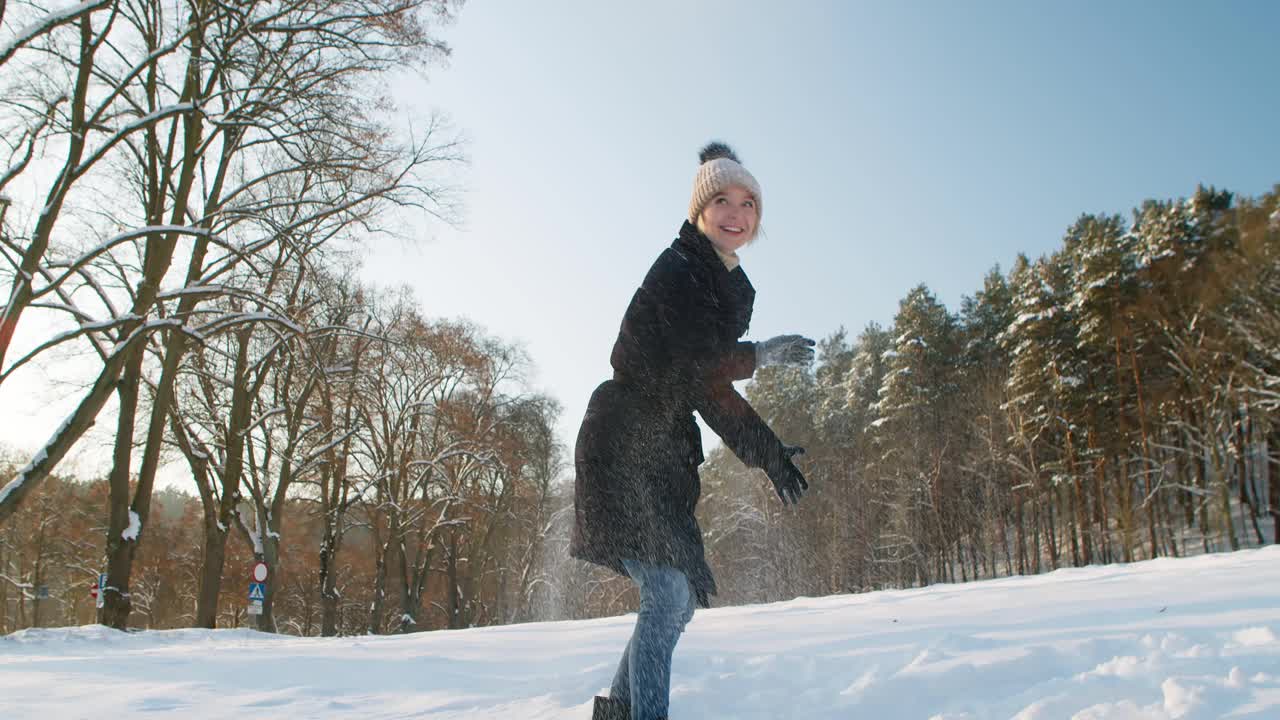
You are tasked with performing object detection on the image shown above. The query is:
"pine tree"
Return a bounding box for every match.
[957,267,1016,577]
[1002,251,1084,571]
[870,285,960,586]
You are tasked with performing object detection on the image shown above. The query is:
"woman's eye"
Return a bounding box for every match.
[744,200,755,208]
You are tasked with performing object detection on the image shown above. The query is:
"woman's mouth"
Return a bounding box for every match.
[720,225,744,235]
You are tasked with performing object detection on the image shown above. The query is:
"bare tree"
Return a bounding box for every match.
[354,301,479,633]
[303,272,375,636]
[0,0,461,529]
[1,1,461,638]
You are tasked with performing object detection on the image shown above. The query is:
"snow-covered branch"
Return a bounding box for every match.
[0,0,111,67]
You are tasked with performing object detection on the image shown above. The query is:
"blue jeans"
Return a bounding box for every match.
[610,560,696,720]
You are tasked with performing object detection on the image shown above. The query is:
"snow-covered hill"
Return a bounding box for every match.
[4,547,1279,719]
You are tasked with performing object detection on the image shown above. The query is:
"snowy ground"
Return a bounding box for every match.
[4,547,1279,719]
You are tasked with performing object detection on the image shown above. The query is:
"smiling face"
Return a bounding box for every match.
[697,184,759,254]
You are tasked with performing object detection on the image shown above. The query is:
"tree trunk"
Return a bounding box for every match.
[368,539,388,635]
[1269,427,1279,544]
[255,520,280,634]
[195,518,229,628]
[318,381,354,637]
[31,523,47,627]
[1235,413,1265,545]
[1091,449,1112,564]
[1176,444,1194,530]
[1045,488,1059,570]
[1013,489,1027,575]
[1000,509,1013,576]
[195,333,253,628]
[395,534,415,635]
[1196,443,1211,553]
[321,315,370,635]
[103,334,184,630]
[1064,431,1091,566]
[1127,340,1160,559]
[1117,456,1135,563]
[1219,453,1239,552]
[102,347,143,629]
[115,225,216,628]
[319,526,343,636]
[1068,478,1082,566]
[446,534,461,629]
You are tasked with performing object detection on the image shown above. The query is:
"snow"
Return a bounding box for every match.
[0,471,26,507]
[35,314,140,353]
[121,510,141,541]
[74,104,199,176]
[157,284,225,299]
[3,548,1278,718]
[0,0,108,65]
[1012,307,1060,329]
[107,318,183,358]
[0,411,71,507]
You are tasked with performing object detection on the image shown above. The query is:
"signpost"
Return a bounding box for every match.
[248,562,268,615]
[96,573,107,609]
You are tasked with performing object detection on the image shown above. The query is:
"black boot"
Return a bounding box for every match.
[591,695,630,720]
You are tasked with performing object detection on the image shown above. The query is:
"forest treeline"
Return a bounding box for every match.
[6,183,1276,634]
[697,185,1280,606]
[537,184,1279,617]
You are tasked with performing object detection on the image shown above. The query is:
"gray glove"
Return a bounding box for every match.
[755,335,816,369]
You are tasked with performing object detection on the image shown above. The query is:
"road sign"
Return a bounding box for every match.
[252,562,268,582]
[247,600,263,616]
[248,582,266,601]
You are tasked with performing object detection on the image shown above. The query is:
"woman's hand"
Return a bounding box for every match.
[755,335,816,369]
[768,445,809,505]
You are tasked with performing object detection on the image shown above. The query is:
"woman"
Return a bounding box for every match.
[571,142,814,720]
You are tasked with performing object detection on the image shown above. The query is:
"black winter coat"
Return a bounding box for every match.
[570,221,792,607]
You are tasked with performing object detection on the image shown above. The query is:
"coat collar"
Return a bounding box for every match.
[674,221,742,275]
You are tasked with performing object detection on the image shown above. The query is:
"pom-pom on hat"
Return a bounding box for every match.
[688,141,762,225]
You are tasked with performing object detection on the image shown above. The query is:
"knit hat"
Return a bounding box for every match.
[687,142,762,225]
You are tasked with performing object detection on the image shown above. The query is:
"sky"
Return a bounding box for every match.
[2,1,1279,480]
[6,546,1280,717]
[363,0,1280,451]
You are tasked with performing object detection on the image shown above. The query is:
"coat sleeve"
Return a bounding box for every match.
[694,380,787,473]
[649,250,786,472]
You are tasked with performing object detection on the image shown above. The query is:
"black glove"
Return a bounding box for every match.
[767,445,809,505]
[755,335,816,369]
